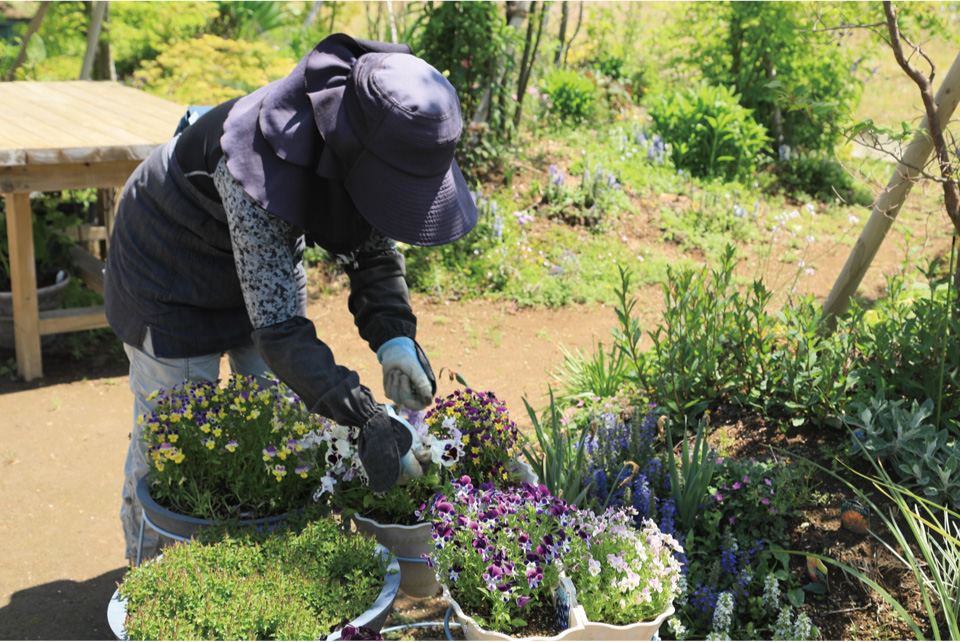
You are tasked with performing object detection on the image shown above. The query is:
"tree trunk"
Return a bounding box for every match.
[563,1,583,67]
[513,2,549,135]
[80,1,108,81]
[555,1,568,65]
[93,2,116,82]
[471,0,532,125]
[5,2,51,81]
[304,1,323,29]
[386,0,399,43]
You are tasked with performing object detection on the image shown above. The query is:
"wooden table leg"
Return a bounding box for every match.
[3,192,43,380]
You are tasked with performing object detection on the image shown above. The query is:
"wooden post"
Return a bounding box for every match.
[79,1,108,81]
[822,51,960,326]
[3,192,42,380]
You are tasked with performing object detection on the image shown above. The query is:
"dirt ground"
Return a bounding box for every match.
[0,189,953,640]
[0,290,630,641]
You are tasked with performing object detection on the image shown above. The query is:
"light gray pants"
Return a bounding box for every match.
[121,328,273,562]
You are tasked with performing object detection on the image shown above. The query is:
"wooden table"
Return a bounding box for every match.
[0,81,185,380]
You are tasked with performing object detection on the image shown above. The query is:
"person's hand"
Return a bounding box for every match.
[356,405,432,492]
[386,405,432,485]
[377,337,436,411]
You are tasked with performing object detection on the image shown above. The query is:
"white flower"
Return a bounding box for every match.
[588,557,601,577]
[442,416,457,431]
[711,591,735,637]
[300,431,323,450]
[849,214,860,224]
[668,617,688,641]
[793,612,817,640]
[773,606,793,641]
[331,424,350,441]
[763,573,780,611]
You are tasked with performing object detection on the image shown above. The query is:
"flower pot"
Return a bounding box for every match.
[350,456,539,599]
[107,546,400,641]
[351,513,437,598]
[135,476,289,541]
[0,271,70,350]
[440,583,586,641]
[568,604,675,641]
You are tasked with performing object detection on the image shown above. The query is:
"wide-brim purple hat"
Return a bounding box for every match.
[221,33,477,247]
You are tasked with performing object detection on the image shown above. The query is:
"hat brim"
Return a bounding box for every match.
[345,151,478,247]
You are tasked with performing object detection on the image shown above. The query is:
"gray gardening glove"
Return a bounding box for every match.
[357,404,431,492]
[377,337,436,411]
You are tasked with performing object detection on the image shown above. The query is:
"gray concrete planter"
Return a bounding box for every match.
[0,271,70,350]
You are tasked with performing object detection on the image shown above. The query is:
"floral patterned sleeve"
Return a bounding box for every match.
[214,157,301,329]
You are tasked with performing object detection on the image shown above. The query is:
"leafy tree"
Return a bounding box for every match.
[132,34,294,105]
[110,2,220,78]
[413,2,514,130]
[677,1,864,156]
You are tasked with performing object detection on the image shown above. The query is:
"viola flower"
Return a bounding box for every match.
[138,375,328,521]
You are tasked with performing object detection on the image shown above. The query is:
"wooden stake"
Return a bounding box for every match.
[822,52,960,327]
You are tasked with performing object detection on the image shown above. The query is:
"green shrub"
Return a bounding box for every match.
[649,83,769,181]
[132,34,294,105]
[540,162,623,230]
[541,67,598,124]
[774,156,875,206]
[845,394,960,508]
[110,2,220,77]
[414,2,512,126]
[677,1,864,157]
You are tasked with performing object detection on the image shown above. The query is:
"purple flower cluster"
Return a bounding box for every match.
[423,476,577,633]
[423,389,521,487]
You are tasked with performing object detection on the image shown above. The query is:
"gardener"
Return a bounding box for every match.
[104,33,477,565]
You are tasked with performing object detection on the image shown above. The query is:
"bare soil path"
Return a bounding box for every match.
[0,292,623,640]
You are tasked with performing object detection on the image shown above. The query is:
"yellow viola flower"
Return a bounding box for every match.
[212,428,222,438]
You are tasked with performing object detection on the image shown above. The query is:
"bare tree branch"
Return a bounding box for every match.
[5,2,51,81]
[883,1,960,234]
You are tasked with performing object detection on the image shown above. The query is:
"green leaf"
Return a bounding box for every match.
[803,582,828,594]
[786,587,805,607]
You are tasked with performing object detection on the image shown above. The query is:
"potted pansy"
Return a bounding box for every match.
[423,479,684,641]
[136,374,330,539]
[565,507,683,640]
[318,389,536,597]
[108,515,399,641]
[421,477,586,641]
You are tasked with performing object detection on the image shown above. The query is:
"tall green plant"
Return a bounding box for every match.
[662,414,718,534]
[520,389,592,506]
[649,83,768,181]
